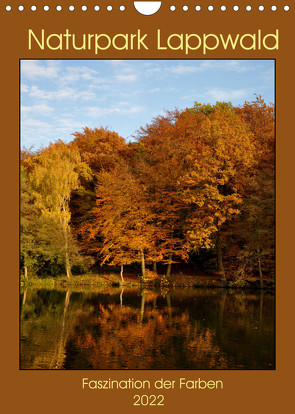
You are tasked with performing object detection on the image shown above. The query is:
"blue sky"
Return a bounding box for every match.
[21,59,274,149]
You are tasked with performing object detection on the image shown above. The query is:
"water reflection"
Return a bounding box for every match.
[20,287,275,370]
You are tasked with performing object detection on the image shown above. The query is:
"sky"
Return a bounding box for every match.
[20,59,274,149]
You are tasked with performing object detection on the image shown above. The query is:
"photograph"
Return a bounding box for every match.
[20,59,275,370]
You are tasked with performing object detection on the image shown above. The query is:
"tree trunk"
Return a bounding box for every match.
[216,231,226,285]
[120,287,124,307]
[140,249,146,278]
[140,291,145,323]
[65,250,72,279]
[22,289,27,306]
[24,265,28,279]
[50,290,71,369]
[120,264,124,284]
[259,289,264,331]
[153,261,157,274]
[257,249,264,289]
[62,205,71,279]
[166,254,173,280]
[64,289,71,310]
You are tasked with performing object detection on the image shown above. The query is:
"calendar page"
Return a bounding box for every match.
[1,2,293,413]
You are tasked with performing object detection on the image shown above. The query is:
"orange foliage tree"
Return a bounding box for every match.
[80,164,164,280]
[136,104,255,281]
[70,127,130,255]
[224,96,275,286]
[21,98,274,282]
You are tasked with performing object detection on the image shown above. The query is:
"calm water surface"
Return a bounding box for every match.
[20,287,275,370]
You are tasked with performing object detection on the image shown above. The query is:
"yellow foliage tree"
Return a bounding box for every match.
[29,140,92,278]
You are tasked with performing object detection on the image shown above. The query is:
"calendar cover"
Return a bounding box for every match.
[0,2,293,412]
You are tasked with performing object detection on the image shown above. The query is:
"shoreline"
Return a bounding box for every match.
[20,273,275,291]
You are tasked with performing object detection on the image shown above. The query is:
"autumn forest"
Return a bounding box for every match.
[20,96,275,289]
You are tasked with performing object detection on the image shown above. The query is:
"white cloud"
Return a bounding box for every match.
[21,60,60,79]
[21,118,52,128]
[199,60,251,73]
[116,73,138,82]
[21,117,83,148]
[57,118,85,129]
[169,60,253,76]
[128,106,145,114]
[180,93,198,101]
[87,103,145,118]
[110,60,139,83]
[148,88,161,94]
[61,66,105,84]
[21,118,55,147]
[20,60,274,149]
[260,67,275,85]
[21,103,54,116]
[21,84,29,93]
[205,87,249,101]
[109,60,125,66]
[28,85,96,101]
[143,65,162,76]
[169,65,201,75]
[222,60,250,73]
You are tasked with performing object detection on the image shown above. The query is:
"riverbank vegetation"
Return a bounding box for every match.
[21,96,275,289]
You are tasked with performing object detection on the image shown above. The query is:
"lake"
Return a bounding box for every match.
[20,286,275,370]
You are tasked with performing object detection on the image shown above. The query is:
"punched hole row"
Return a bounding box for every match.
[4,5,292,12]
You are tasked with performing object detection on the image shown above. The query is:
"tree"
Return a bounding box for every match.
[225,96,275,286]
[20,166,40,278]
[189,103,256,281]
[80,164,162,280]
[20,97,274,283]
[72,127,128,172]
[29,140,92,278]
[70,127,130,253]
[136,104,255,281]
[136,110,202,278]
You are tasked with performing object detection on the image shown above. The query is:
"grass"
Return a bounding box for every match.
[20,272,275,290]
[20,273,140,288]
